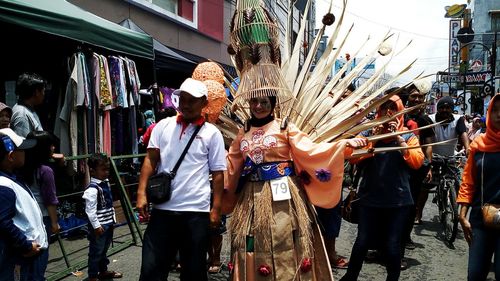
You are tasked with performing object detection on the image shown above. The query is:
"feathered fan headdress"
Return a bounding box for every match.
[221,0,442,148]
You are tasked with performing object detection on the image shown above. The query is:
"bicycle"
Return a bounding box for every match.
[428,153,464,244]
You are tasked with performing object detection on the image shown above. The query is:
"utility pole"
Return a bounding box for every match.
[492,31,497,77]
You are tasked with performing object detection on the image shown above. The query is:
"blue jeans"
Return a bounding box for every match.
[468,227,500,281]
[140,209,209,281]
[342,206,409,281]
[87,224,114,278]
[0,239,14,281]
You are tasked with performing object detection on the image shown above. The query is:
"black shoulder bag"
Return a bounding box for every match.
[147,124,203,204]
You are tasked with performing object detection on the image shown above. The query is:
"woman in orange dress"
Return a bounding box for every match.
[223,96,366,281]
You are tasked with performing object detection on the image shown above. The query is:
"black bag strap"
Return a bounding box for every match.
[170,123,204,177]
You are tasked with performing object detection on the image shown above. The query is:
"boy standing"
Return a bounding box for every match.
[82,153,122,281]
[0,128,44,281]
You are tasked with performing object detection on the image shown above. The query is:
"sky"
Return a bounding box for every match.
[314,0,457,84]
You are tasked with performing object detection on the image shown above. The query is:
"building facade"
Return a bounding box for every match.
[470,0,499,76]
[70,0,316,83]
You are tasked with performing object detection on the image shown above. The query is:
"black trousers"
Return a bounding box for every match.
[140,209,210,281]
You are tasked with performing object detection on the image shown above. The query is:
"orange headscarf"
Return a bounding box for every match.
[376,95,406,131]
[470,94,500,153]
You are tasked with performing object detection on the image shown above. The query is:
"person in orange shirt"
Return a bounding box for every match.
[457,94,500,281]
[341,95,424,281]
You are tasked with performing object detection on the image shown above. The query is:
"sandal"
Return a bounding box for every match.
[98,271,123,279]
[208,264,222,274]
[332,257,349,269]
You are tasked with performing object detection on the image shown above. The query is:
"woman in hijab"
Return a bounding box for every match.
[341,95,424,281]
[467,117,483,142]
[223,95,367,281]
[458,94,500,281]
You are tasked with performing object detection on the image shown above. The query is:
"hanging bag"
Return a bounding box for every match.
[147,124,203,204]
[341,166,361,224]
[479,153,500,229]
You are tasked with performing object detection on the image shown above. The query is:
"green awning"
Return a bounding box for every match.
[0,0,154,59]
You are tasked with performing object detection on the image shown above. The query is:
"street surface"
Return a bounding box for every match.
[57,187,496,281]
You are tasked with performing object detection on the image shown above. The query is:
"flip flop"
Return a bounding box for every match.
[208,265,222,274]
[332,257,349,269]
[98,271,123,279]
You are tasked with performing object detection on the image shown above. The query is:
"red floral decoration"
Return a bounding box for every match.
[258,264,272,276]
[227,262,234,273]
[300,258,312,273]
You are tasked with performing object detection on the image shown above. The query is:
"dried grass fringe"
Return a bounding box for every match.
[288,178,313,258]
[229,179,313,259]
[252,181,273,251]
[229,183,254,250]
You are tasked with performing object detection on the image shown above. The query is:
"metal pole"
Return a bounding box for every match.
[492,31,497,78]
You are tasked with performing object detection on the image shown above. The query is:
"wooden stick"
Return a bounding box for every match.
[365,120,445,142]
[347,139,457,159]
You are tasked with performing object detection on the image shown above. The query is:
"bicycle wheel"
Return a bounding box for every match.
[442,178,459,244]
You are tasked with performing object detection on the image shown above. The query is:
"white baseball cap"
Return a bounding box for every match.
[173,78,208,98]
[0,128,37,151]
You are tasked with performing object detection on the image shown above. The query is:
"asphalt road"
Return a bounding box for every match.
[57,188,496,281]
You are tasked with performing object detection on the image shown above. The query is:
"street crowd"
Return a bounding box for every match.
[0,72,499,281]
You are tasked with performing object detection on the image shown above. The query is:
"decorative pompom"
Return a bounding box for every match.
[378,41,392,56]
[322,13,335,26]
[315,168,332,182]
[258,264,272,276]
[300,258,312,273]
[202,80,227,123]
[192,62,225,85]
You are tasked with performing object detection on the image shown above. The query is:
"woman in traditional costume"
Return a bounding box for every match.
[223,94,367,280]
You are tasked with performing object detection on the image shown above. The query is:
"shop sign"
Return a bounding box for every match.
[449,19,461,71]
[440,71,491,85]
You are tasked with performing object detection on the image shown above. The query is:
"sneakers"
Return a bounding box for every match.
[400,258,408,270]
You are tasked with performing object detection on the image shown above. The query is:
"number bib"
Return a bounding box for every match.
[270,177,291,201]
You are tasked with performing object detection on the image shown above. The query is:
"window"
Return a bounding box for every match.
[491,11,500,32]
[127,0,197,28]
[151,0,177,14]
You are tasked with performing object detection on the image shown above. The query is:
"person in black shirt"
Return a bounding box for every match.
[400,83,435,261]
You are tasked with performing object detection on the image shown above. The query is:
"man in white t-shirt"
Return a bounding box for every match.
[10,73,45,137]
[136,78,226,281]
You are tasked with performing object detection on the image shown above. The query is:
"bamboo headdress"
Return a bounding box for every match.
[229,0,293,117]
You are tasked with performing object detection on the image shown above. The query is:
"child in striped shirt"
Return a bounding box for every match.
[82,153,122,281]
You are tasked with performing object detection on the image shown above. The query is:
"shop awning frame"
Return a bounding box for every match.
[0,0,154,59]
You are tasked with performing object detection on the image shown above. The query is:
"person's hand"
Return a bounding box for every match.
[459,217,473,246]
[345,138,367,149]
[387,121,398,133]
[372,125,384,135]
[94,227,105,237]
[396,136,407,146]
[209,208,221,229]
[51,222,61,235]
[424,169,432,183]
[136,192,150,220]
[23,242,41,257]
